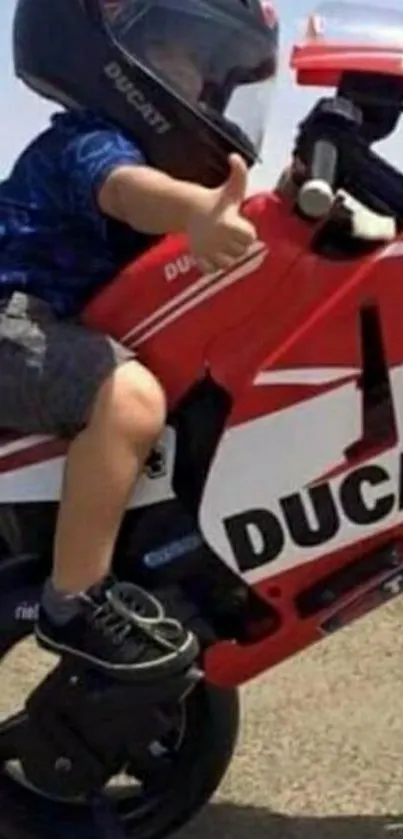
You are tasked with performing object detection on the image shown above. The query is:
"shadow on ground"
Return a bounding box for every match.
[0,789,402,839]
[179,802,403,839]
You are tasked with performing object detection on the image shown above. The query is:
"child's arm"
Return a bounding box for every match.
[98,164,210,234]
[98,154,257,273]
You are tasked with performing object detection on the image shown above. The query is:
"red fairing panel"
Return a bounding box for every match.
[83,191,314,407]
[85,195,403,688]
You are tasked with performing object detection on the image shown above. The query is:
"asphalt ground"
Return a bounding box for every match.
[1,599,403,839]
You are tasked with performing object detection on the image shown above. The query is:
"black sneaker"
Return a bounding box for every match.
[35,580,199,682]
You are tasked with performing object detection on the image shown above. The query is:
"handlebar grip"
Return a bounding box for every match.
[298,139,339,219]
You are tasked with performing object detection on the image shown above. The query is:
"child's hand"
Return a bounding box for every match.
[187,154,257,274]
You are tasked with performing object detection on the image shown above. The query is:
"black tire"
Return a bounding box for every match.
[0,682,240,839]
[123,682,240,839]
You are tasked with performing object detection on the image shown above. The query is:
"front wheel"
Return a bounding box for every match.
[123,681,240,839]
[0,682,240,839]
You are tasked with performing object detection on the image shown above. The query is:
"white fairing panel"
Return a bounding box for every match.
[199,365,403,584]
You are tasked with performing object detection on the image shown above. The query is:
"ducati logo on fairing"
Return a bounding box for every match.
[199,365,403,582]
[164,254,196,282]
[224,456,403,573]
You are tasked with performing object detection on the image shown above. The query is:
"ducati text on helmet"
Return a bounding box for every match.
[12,0,279,187]
[104,61,171,134]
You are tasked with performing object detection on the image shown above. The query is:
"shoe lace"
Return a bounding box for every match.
[89,584,184,653]
[91,601,133,646]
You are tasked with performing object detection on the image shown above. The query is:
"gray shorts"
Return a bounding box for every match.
[0,292,134,439]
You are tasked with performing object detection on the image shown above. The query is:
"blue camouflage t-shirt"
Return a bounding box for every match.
[0,108,148,318]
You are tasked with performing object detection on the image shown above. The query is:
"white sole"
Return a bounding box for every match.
[35,626,198,682]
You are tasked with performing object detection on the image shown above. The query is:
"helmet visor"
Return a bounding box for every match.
[100,0,278,155]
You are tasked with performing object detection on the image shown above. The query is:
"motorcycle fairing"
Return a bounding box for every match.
[0,191,402,586]
[0,189,402,687]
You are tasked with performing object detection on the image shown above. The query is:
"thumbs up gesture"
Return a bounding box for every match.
[187,154,257,274]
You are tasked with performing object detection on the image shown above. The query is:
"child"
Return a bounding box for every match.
[2,0,279,680]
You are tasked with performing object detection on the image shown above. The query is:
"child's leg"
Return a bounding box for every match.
[52,360,166,593]
[0,292,198,678]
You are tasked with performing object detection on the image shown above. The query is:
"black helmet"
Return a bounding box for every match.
[12,0,279,187]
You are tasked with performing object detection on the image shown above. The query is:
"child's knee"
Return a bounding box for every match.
[92,360,166,443]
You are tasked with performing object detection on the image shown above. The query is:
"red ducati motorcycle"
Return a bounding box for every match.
[1,2,403,837]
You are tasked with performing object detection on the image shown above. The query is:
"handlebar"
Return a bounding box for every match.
[297,138,339,220]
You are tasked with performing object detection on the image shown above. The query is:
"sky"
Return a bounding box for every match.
[0,0,402,191]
